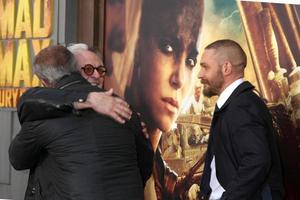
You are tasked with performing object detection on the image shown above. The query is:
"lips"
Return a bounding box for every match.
[162,97,179,114]
[162,97,179,108]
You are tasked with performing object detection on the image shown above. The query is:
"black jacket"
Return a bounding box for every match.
[199,81,284,200]
[9,73,153,200]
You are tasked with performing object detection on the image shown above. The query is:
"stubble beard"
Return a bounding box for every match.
[202,85,219,97]
[202,75,224,98]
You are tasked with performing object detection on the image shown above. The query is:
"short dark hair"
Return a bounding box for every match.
[205,39,247,68]
[140,0,204,39]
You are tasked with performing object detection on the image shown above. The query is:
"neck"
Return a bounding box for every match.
[219,75,243,95]
[139,113,162,151]
[148,128,162,151]
[125,84,162,152]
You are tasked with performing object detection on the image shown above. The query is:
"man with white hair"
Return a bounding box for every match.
[68,43,106,88]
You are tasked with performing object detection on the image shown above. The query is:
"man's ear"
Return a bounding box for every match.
[222,61,232,76]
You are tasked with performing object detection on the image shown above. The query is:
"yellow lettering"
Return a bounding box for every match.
[19,88,27,97]
[32,79,44,88]
[13,39,32,87]
[0,0,15,39]
[15,0,32,38]
[5,87,12,107]
[31,74,41,87]
[0,88,28,108]
[0,41,14,87]
[12,88,19,107]
[0,89,4,107]
[33,0,53,37]
[32,39,52,55]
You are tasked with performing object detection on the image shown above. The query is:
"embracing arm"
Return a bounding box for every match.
[18,87,88,124]
[75,89,132,124]
[18,87,132,124]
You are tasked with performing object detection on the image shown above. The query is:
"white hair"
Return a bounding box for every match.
[66,43,103,69]
[67,43,88,55]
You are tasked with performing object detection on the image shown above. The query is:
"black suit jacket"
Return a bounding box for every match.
[200,81,284,200]
[9,73,153,200]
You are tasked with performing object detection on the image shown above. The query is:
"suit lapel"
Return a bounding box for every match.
[216,81,254,113]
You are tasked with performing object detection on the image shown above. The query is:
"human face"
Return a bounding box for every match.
[76,50,105,88]
[194,87,201,102]
[137,3,202,132]
[105,0,126,75]
[199,49,224,97]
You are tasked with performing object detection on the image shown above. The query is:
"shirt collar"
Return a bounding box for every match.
[217,78,244,109]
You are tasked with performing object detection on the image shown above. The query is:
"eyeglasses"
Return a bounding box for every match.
[81,64,107,76]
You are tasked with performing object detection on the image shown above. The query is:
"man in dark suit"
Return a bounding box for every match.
[198,39,284,200]
[9,45,153,200]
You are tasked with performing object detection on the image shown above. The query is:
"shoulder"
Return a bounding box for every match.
[232,89,267,112]
[225,90,269,124]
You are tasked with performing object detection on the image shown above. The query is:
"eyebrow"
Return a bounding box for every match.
[189,48,199,58]
[157,35,183,57]
[200,62,207,67]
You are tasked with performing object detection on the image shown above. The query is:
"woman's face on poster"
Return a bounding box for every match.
[105,0,126,75]
[137,4,202,132]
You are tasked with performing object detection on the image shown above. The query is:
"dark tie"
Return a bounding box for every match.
[214,105,220,113]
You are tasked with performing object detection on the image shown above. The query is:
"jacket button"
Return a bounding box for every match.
[31,187,36,194]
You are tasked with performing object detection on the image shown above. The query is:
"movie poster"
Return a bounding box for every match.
[0,0,53,109]
[103,0,300,199]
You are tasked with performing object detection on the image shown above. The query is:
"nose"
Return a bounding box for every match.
[92,70,101,78]
[170,59,185,89]
[111,2,126,53]
[198,67,204,80]
[117,5,126,52]
[98,77,105,88]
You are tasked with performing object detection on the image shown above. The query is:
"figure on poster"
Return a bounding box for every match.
[183,86,203,114]
[125,0,204,199]
[9,45,153,199]
[190,86,203,114]
[188,127,203,146]
[162,128,182,159]
[198,39,284,200]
